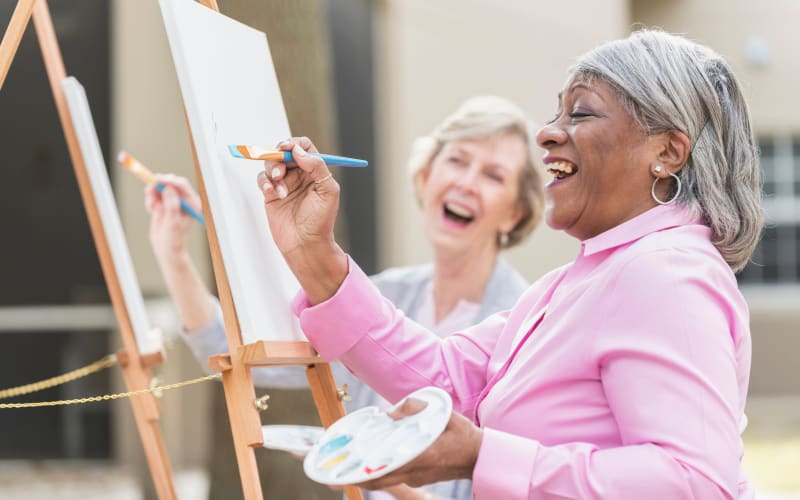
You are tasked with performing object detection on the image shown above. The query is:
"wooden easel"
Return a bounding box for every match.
[181,2,362,499]
[0,1,177,498]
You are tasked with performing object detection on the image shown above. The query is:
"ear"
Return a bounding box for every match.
[499,200,526,235]
[655,130,691,175]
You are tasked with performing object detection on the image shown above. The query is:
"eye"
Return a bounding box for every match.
[447,156,467,167]
[485,170,505,183]
[569,110,593,120]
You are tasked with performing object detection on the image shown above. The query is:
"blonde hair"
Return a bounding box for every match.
[408,96,544,249]
[573,29,763,272]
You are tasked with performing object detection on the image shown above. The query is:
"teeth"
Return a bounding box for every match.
[444,202,474,219]
[547,161,577,178]
[548,161,576,173]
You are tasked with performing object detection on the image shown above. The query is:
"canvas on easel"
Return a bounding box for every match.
[158,1,361,499]
[0,1,176,498]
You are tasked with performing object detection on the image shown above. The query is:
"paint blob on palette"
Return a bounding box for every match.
[261,425,325,456]
[303,387,453,486]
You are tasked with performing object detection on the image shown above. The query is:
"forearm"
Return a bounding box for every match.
[156,251,217,331]
[282,241,348,305]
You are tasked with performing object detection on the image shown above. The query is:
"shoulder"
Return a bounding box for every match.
[615,223,733,287]
[370,264,433,304]
[491,258,529,293]
[599,224,745,327]
[480,258,529,312]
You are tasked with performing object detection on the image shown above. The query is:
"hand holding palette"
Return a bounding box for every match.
[303,386,453,486]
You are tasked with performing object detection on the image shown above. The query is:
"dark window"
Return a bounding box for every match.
[739,137,800,284]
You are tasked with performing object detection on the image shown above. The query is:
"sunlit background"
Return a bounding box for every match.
[0,1,797,498]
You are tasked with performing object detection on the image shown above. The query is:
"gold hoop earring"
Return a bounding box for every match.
[651,172,682,205]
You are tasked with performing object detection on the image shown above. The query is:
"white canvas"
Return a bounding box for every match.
[62,76,162,355]
[159,0,306,343]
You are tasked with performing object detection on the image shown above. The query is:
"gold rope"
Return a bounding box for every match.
[0,372,221,409]
[0,354,117,400]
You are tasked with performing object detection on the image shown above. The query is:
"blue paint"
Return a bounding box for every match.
[317,434,352,458]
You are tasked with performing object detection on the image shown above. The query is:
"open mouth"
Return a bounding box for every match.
[547,161,578,180]
[442,201,475,225]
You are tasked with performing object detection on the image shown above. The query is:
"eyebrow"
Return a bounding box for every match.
[448,145,514,173]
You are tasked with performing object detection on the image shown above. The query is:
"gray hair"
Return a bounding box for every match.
[408,95,545,249]
[572,29,763,272]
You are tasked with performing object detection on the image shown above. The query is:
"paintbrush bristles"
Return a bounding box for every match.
[117,151,156,184]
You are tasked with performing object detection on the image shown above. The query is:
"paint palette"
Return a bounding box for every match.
[261,425,325,456]
[303,386,453,486]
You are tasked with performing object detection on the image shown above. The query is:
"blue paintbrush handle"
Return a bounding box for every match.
[155,183,206,226]
[281,150,368,167]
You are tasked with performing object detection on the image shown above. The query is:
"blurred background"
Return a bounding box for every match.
[0,0,797,498]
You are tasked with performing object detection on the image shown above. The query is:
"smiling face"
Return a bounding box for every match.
[536,75,662,240]
[419,133,526,257]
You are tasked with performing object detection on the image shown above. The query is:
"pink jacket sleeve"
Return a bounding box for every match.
[293,257,509,419]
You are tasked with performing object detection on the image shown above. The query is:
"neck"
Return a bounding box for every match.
[431,242,498,323]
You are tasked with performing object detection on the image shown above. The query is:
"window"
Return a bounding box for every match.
[738,136,800,284]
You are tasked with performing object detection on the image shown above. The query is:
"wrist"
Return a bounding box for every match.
[155,248,192,272]
[283,242,348,305]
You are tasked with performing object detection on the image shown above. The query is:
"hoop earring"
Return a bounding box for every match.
[651,172,682,205]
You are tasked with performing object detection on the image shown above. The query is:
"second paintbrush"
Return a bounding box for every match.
[228,145,368,167]
[117,151,206,227]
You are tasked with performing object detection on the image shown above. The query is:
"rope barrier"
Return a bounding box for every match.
[0,372,221,409]
[0,354,117,400]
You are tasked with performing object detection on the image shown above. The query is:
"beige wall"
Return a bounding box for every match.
[373,0,629,282]
[632,0,800,135]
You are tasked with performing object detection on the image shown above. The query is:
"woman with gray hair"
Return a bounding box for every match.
[147,96,544,499]
[258,28,762,499]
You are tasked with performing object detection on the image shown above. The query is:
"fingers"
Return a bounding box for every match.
[161,185,182,218]
[275,137,331,184]
[144,185,157,213]
[277,136,319,154]
[291,143,330,182]
[257,169,282,203]
[388,397,428,421]
[265,159,286,183]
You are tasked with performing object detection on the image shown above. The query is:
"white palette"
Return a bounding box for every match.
[304,387,453,486]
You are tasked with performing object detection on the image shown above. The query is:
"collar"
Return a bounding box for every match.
[581,204,703,257]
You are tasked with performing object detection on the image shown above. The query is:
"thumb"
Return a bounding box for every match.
[387,397,428,421]
[162,186,181,213]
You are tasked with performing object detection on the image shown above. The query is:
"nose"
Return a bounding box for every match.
[455,163,480,192]
[536,120,568,149]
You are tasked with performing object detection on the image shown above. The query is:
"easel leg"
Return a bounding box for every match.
[221,366,265,500]
[117,354,177,500]
[0,0,36,89]
[307,363,364,500]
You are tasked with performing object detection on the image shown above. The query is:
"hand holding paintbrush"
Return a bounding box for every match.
[118,151,206,227]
